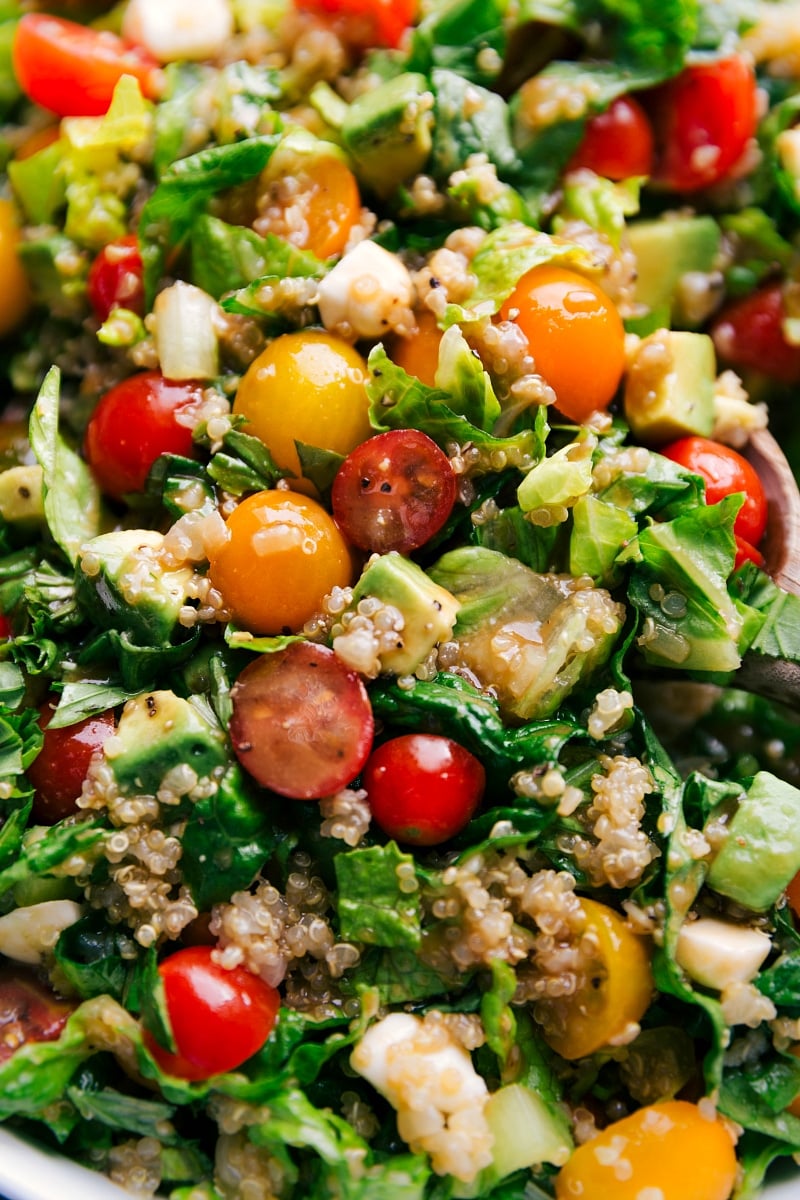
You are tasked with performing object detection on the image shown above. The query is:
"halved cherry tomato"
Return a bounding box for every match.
[390,309,443,387]
[144,946,279,1082]
[734,535,765,571]
[27,703,116,825]
[207,490,353,635]
[660,436,768,546]
[259,154,361,261]
[84,371,204,500]
[363,734,484,846]
[539,898,653,1060]
[233,331,371,492]
[12,14,162,118]
[0,199,32,340]
[711,283,800,385]
[293,0,416,49]
[568,95,655,180]
[647,55,758,193]
[555,1100,737,1200]
[499,265,625,423]
[229,641,374,799]
[0,967,74,1064]
[87,235,145,324]
[332,429,457,555]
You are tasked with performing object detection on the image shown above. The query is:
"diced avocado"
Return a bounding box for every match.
[628,216,721,328]
[705,771,800,911]
[75,529,195,646]
[342,73,433,198]
[624,330,716,446]
[429,546,625,721]
[0,464,44,525]
[105,690,229,795]
[343,551,459,675]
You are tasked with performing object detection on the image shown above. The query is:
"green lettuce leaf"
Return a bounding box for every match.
[335,842,422,950]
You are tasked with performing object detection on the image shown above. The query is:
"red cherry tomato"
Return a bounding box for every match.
[12,14,162,118]
[84,372,204,500]
[0,613,12,638]
[711,283,800,386]
[230,641,374,800]
[144,946,279,1081]
[293,0,415,49]
[647,56,758,192]
[87,235,145,324]
[27,703,116,825]
[331,429,457,555]
[734,535,765,571]
[568,95,655,180]
[661,436,768,546]
[0,968,74,1064]
[363,734,485,846]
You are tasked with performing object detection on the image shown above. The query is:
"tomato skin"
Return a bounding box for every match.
[555,1100,737,1200]
[12,14,162,118]
[258,153,361,261]
[661,436,768,546]
[734,535,764,571]
[568,95,655,180]
[208,490,353,636]
[499,265,625,423]
[390,309,443,387]
[230,641,374,800]
[711,283,800,385]
[84,372,204,500]
[27,703,116,825]
[294,0,416,49]
[332,430,457,555]
[87,235,145,324]
[0,968,74,1065]
[647,56,758,192]
[144,947,279,1082]
[0,200,32,339]
[363,734,484,846]
[0,614,12,639]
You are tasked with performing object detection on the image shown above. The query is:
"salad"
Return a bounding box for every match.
[5,0,800,1197]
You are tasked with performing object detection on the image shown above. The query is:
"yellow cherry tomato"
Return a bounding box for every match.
[0,200,32,339]
[499,264,625,423]
[539,897,653,1060]
[555,1100,737,1200]
[233,331,371,492]
[390,309,443,387]
[259,148,361,260]
[207,489,353,635]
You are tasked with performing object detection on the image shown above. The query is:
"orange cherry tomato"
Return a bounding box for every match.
[233,331,371,492]
[260,154,361,261]
[390,309,443,387]
[499,265,625,423]
[555,1100,737,1200]
[539,898,653,1060]
[0,199,32,339]
[207,489,353,635]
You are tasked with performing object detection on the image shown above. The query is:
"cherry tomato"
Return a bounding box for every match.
[539,898,653,1060]
[229,641,374,799]
[294,0,416,49]
[0,199,31,340]
[84,371,204,500]
[734,535,764,571]
[233,331,371,493]
[555,1100,737,1200]
[144,946,279,1081]
[259,153,361,260]
[647,56,758,193]
[711,283,800,385]
[332,429,457,555]
[390,309,443,387]
[0,614,12,639]
[568,95,655,180]
[362,734,484,846]
[27,703,116,825]
[787,870,800,923]
[87,235,145,324]
[0,967,74,1065]
[499,265,625,423]
[660,436,768,546]
[13,123,60,162]
[207,490,353,635]
[12,14,162,118]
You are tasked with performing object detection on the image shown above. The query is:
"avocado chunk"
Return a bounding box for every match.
[429,546,625,720]
[624,330,716,446]
[0,463,44,525]
[338,551,460,676]
[105,690,229,796]
[705,771,800,911]
[628,216,721,328]
[76,529,195,645]
[341,73,433,198]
